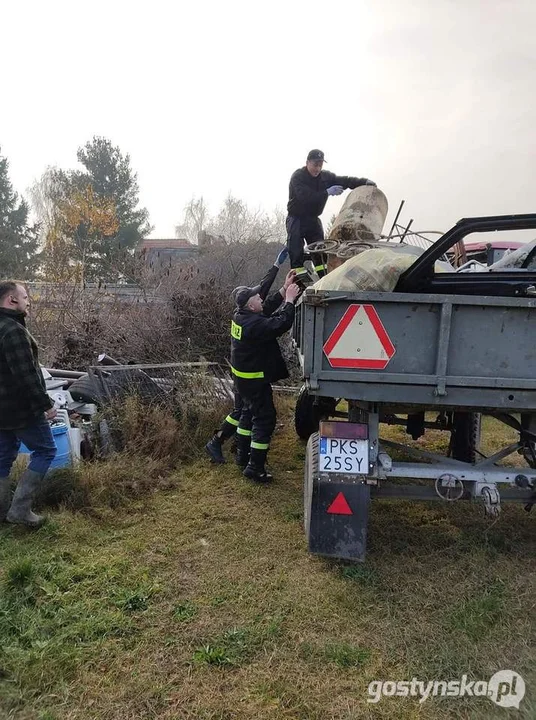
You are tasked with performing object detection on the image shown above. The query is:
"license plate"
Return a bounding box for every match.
[319,436,369,474]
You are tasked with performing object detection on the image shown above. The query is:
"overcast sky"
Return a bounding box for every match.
[1,0,535,241]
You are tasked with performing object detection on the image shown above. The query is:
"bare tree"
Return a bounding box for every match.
[175,194,287,246]
[175,196,208,243]
[28,167,62,246]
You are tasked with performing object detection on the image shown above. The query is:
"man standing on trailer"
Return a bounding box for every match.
[286,149,376,281]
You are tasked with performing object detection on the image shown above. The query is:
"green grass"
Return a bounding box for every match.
[0,406,535,719]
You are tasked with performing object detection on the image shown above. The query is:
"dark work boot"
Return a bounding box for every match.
[0,476,11,522]
[205,434,225,464]
[294,266,313,289]
[243,448,273,484]
[235,434,251,469]
[6,469,46,528]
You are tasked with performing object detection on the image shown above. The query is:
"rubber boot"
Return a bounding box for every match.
[205,434,226,464]
[243,448,273,484]
[235,434,251,469]
[293,258,314,289]
[6,469,46,528]
[0,476,11,522]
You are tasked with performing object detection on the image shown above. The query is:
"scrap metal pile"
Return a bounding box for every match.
[306,187,451,291]
[43,356,233,459]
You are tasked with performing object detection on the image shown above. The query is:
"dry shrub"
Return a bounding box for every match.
[38,393,231,511]
[29,240,291,368]
[109,394,227,462]
[72,454,172,509]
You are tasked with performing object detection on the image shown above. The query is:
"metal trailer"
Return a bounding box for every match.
[293,214,536,561]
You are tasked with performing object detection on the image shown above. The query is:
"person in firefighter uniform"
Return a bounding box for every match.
[205,249,294,467]
[230,279,300,482]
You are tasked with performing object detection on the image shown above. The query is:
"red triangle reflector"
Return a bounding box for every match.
[326,492,353,515]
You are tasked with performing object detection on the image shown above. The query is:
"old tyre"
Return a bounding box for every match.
[295,385,337,441]
[69,369,167,406]
[68,373,102,403]
[450,412,481,463]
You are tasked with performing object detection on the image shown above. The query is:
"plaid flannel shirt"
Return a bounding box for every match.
[0,308,53,430]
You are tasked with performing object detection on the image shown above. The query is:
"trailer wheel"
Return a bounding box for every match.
[304,432,319,541]
[450,412,481,463]
[295,385,337,440]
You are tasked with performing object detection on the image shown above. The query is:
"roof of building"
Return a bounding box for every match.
[139,238,196,250]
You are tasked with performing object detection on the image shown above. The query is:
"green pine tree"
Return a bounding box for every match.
[0,148,39,279]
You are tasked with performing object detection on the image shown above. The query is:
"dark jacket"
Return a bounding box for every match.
[231,302,295,384]
[287,167,369,218]
[0,308,53,430]
[258,265,280,305]
[259,266,285,317]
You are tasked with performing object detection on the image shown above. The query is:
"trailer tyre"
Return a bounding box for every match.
[295,385,336,440]
[304,432,319,541]
[450,412,481,463]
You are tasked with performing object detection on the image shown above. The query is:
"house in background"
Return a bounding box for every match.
[138,238,200,272]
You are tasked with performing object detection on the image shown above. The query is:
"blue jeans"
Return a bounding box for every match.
[0,417,57,476]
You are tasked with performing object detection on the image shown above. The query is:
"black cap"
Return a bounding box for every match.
[307,149,326,163]
[232,284,262,308]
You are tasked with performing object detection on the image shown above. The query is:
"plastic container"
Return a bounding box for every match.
[19,422,72,469]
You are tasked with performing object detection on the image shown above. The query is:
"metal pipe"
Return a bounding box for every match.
[400,218,414,243]
[46,368,86,379]
[388,200,405,237]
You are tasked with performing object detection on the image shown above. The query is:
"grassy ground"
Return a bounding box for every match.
[0,405,535,719]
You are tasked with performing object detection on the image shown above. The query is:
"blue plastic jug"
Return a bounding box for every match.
[19,422,72,469]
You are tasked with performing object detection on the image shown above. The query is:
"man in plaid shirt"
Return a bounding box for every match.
[0,281,57,527]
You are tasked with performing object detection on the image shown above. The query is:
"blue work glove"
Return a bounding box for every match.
[365,179,377,186]
[274,246,289,268]
[327,185,344,196]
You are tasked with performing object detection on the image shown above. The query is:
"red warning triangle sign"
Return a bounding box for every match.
[323,304,395,370]
[326,492,353,515]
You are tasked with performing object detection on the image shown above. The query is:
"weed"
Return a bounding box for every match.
[192,645,231,666]
[173,601,197,622]
[5,559,35,590]
[113,587,154,612]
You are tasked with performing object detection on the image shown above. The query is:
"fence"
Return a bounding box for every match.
[86,361,234,410]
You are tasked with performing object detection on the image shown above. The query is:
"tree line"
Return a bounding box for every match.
[0,138,286,284]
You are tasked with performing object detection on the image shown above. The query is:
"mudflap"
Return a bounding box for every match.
[308,479,370,560]
[305,432,370,561]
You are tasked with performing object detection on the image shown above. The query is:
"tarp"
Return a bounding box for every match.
[313,245,449,292]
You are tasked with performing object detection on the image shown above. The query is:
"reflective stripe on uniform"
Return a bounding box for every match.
[314,263,326,272]
[225,415,240,427]
[251,441,269,450]
[231,366,264,379]
[294,266,308,276]
[237,427,252,436]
